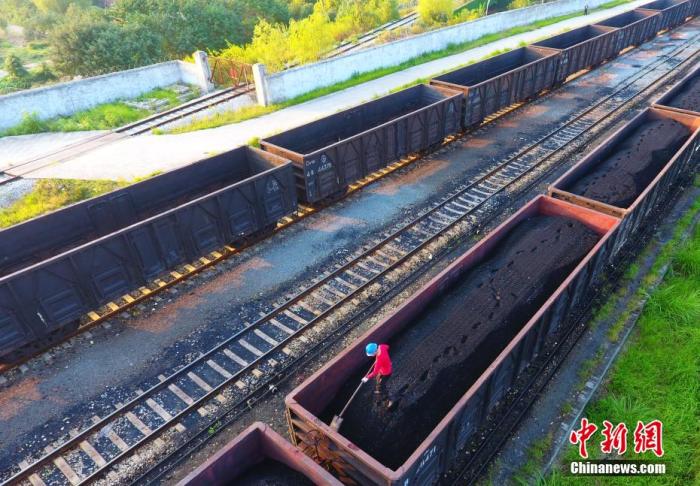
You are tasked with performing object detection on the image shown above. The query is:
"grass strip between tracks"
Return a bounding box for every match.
[158,0,633,135]
[537,184,700,486]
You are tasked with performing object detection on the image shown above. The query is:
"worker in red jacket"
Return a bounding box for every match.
[362,342,392,394]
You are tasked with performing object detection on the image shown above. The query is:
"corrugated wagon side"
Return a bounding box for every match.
[286,196,620,486]
[594,10,661,52]
[429,46,560,128]
[0,147,286,277]
[652,63,700,117]
[260,84,462,204]
[532,25,620,85]
[0,146,296,363]
[549,107,700,258]
[177,422,342,485]
[638,0,693,31]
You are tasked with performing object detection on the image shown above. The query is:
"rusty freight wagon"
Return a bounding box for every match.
[177,422,341,485]
[594,10,661,51]
[286,196,620,486]
[638,0,693,31]
[653,64,700,117]
[549,107,700,258]
[532,25,620,85]
[0,147,294,276]
[260,84,461,204]
[430,46,560,128]
[0,146,296,363]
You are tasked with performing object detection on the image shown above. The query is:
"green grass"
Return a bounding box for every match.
[543,215,700,485]
[154,104,277,134]
[2,104,148,136]
[158,3,632,135]
[0,179,128,228]
[1,86,193,136]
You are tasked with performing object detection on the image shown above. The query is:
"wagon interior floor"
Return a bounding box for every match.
[320,214,600,469]
[233,458,314,486]
[566,118,690,208]
[667,74,700,111]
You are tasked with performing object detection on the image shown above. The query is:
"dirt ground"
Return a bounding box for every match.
[667,73,700,110]
[234,458,314,486]
[320,214,600,469]
[567,118,690,207]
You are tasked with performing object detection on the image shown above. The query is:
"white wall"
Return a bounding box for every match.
[257,0,617,104]
[0,58,211,131]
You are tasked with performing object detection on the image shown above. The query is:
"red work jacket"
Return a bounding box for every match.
[366,344,392,379]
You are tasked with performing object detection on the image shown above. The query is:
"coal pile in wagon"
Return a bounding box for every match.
[567,119,690,207]
[321,214,599,469]
[234,458,314,486]
[667,75,700,111]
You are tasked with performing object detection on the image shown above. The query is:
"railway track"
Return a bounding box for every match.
[3,27,697,486]
[324,12,419,58]
[113,85,254,137]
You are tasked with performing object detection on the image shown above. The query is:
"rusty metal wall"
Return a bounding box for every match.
[285,196,620,485]
[533,25,620,83]
[0,147,297,362]
[638,0,693,30]
[0,148,286,276]
[260,84,462,204]
[595,9,662,50]
[178,422,342,485]
[429,46,561,128]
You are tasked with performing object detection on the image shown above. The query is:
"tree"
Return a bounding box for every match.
[417,0,455,25]
[48,5,164,76]
[4,53,28,79]
[109,0,287,50]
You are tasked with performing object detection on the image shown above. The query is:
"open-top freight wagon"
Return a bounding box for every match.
[260,84,462,204]
[0,146,297,363]
[0,146,295,276]
[532,25,620,85]
[177,422,342,485]
[286,196,620,486]
[549,107,700,257]
[594,9,661,51]
[653,63,700,117]
[429,46,560,128]
[638,0,693,31]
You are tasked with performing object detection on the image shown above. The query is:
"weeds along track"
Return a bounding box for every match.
[3,32,700,486]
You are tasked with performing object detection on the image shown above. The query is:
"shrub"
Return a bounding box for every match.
[3,53,28,79]
[417,0,456,25]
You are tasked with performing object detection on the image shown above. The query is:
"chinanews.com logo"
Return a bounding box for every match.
[567,418,667,476]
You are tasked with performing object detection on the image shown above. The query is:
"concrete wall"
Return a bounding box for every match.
[256,0,615,105]
[0,56,212,131]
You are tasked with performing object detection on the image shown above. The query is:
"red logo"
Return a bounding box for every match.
[633,420,664,457]
[569,418,664,458]
[569,418,598,459]
[600,421,628,455]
